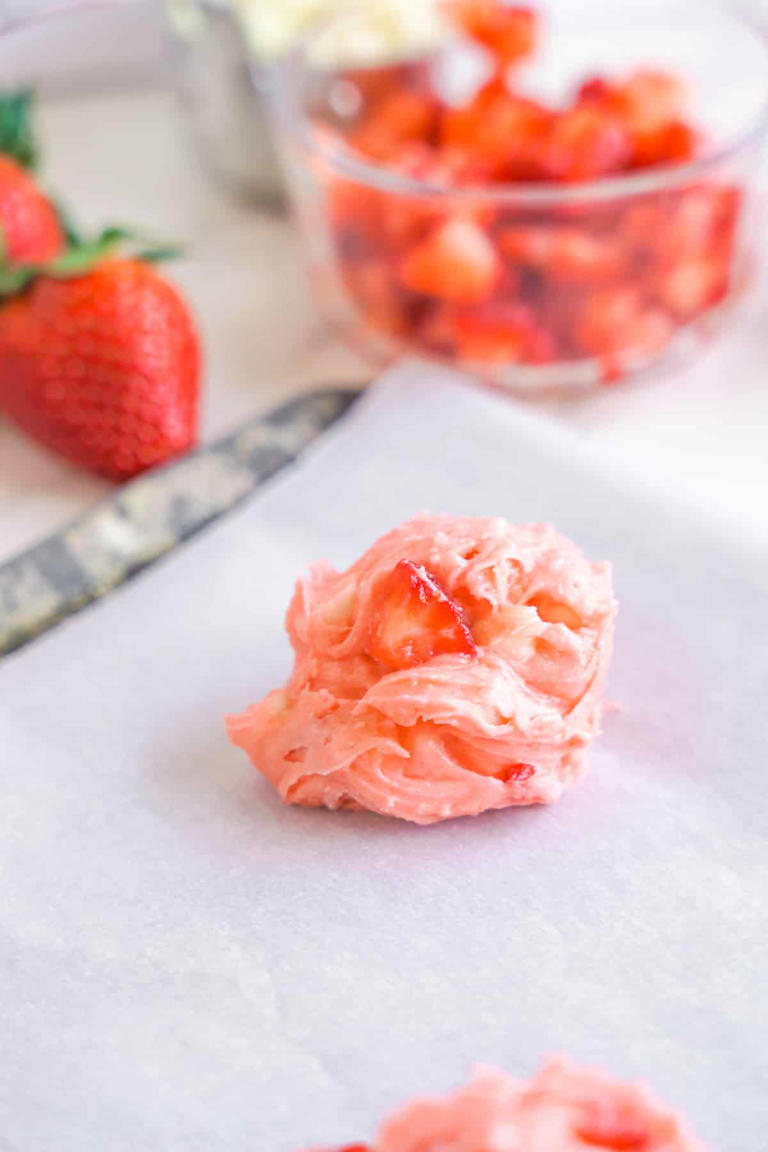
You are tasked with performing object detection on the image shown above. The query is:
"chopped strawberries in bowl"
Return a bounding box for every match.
[284,0,762,390]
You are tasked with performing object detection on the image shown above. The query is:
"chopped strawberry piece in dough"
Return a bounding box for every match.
[367,559,477,670]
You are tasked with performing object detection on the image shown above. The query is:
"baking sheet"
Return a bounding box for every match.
[1,363,766,1151]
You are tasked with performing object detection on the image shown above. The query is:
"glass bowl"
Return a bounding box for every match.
[271,0,768,394]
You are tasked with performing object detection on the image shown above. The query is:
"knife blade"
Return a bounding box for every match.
[0,386,361,658]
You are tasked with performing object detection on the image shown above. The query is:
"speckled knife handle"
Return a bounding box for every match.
[0,387,361,658]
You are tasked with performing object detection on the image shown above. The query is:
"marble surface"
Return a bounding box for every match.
[1,85,767,565]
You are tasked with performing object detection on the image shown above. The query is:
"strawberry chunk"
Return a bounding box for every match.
[539,106,632,181]
[631,119,697,168]
[351,90,438,161]
[367,560,477,670]
[658,256,725,318]
[499,226,623,284]
[578,69,687,136]
[617,69,688,135]
[450,302,557,364]
[572,287,673,383]
[448,1,538,66]
[441,85,552,180]
[399,218,500,303]
[341,259,405,339]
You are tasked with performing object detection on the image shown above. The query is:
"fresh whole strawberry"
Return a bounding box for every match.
[0,154,63,265]
[0,91,64,265]
[0,258,200,479]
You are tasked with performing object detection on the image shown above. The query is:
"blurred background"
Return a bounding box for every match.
[1,0,767,566]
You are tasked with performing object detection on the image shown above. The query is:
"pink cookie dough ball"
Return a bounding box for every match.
[227,515,616,824]
[301,1057,707,1152]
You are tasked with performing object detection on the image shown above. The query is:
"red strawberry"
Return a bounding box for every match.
[573,287,673,382]
[351,90,438,161]
[0,154,63,265]
[440,85,551,181]
[539,106,632,182]
[448,1,538,66]
[631,119,697,168]
[399,218,500,303]
[617,69,688,135]
[658,255,724,318]
[448,302,557,364]
[499,225,623,284]
[0,258,200,479]
[367,559,477,670]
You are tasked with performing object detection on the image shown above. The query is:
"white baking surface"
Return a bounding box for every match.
[1,364,766,1151]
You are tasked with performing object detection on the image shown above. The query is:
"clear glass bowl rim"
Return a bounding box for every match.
[271,1,768,206]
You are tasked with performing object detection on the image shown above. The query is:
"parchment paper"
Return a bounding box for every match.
[1,364,766,1152]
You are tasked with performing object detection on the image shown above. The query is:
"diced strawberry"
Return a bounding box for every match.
[341,259,405,338]
[440,84,551,180]
[578,69,693,169]
[448,302,557,364]
[576,76,614,106]
[417,303,462,354]
[665,185,737,261]
[448,1,538,66]
[351,90,438,161]
[573,287,672,360]
[498,762,536,782]
[539,106,632,181]
[399,218,500,303]
[497,224,553,266]
[658,256,725,318]
[617,69,688,135]
[578,69,687,136]
[367,560,477,670]
[619,199,664,254]
[576,1116,650,1150]
[372,144,492,247]
[613,306,673,362]
[630,119,698,168]
[572,286,642,354]
[524,322,559,363]
[499,225,623,284]
[453,303,532,362]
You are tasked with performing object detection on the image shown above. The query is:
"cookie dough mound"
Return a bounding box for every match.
[227,515,616,824]
[377,1058,707,1152]
[303,1057,707,1152]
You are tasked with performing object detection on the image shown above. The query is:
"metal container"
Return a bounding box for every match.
[164,0,284,207]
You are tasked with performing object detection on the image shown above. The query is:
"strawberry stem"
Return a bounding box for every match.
[0,89,38,170]
[0,227,183,299]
